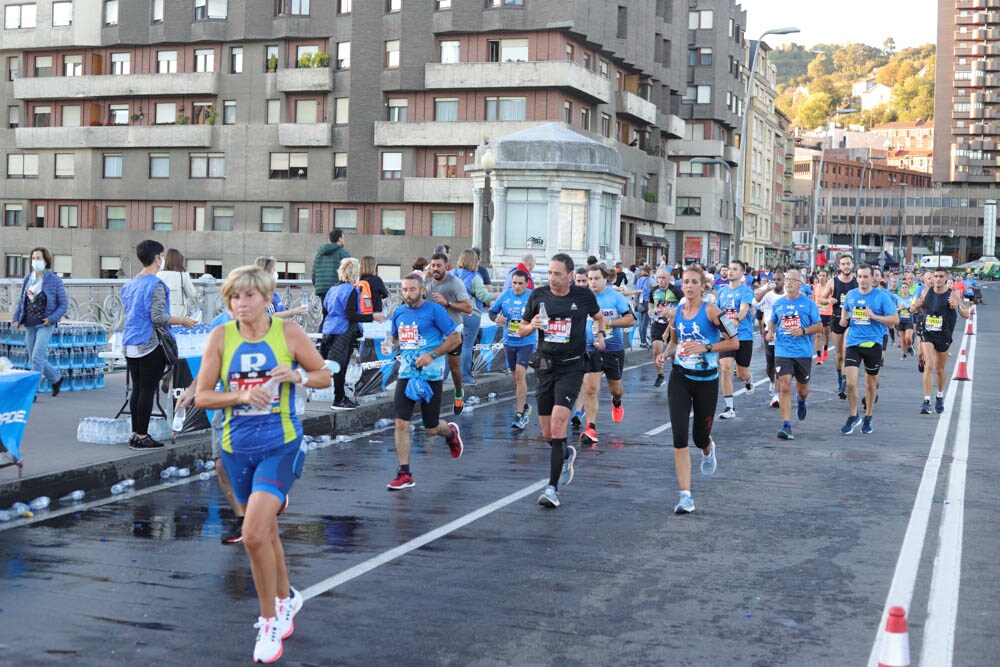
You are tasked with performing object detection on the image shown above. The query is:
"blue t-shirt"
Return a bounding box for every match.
[269,293,286,314]
[895,293,916,323]
[586,289,633,352]
[210,311,234,328]
[390,300,457,380]
[716,283,756,341]
[489,289,534,347]
[770,295,821,359]
[843,287,897,347]
[673,302,721,381]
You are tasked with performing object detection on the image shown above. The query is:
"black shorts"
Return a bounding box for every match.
[821,314,832,327]
[504,345,533,370]
[651,321,669,343]
[896,322,914,332]
[448,333,463,357]
[393,379,444,429]
[845,344,883,375]
[586,349,624,381]
[719,339,753,367]
[775,356,812,384]
[831,316,849,335]
[922,334,952,353]
[536,357,586,417]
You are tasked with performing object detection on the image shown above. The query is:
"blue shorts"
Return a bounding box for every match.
[505,344,533,370]
[220,438,306,505]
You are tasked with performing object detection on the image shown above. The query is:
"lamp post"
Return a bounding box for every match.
[480,148,496,267]
[892,181,907,265]
[783,196,809,267]
[852,153,886,260]
[692,157,738,264]
[809,107,858,271]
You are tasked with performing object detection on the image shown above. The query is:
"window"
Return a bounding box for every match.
[295,100,317,124]
[440,40,460,64]
[190,153,225,178]
[30,204,42,227]
[223,100,236,124]
[688,9,712,29]
[103,154,123,178]
[558,189,587,251]
[52,1,72,26]
[4,205,24,227]
[431,211,455,236]
[582,52,591,70]
[697,85,711,104]
[500,38,528,62]
[435,98,458,121]
[381,210,405,235]
[295,44,317,67]
[61,105,81,127]
[213,207,234,231]
[34,55,52,77]
[154,102,176,124]
[334,208,357,230]
[109,104,129,125]
[7,154,38,178]
[699,47,713,66]
[436,154,458,178]
[7,105,18,129]
[275,0,309,15]
[5,3,37,28]
[55,153,73,178]
[58,205,78,229]
[616,6,627,38]
[196,0,227,19]
[269,152,308,179]
[600,61,609,79]
[150,153,170,178]
[335,97,349,124]
[677,196,701,216]
[266,99,280,124]
[336,42,350,69]
[486,0,524,6]
[381,152,402,179]
[485,96,525,121]
[192,102,213,125]
[63,54,82,76]
[157,50,178,74]
[387,98,408,122]
[506,188,548,249]
[152,0,163,22]
[104,0,118,25]
[153,206,173,231]
[261,207,283,232]
[385,40,400,68]
[580,108,590,130]
[107,206,126,231]
[334,152,347,179]
[565,43,574,61]
[436,0,451,8]
[386,0,400,11]
[111,52,130,74]
[195,49,215,72]
[338,0,352,13]
[601,113,611,137]
[8,55,20,81]
[563,100,572,124]
[230,46,243,73]
[599,193,615,253]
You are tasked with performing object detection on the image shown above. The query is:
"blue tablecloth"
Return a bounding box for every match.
[0,371,41,467]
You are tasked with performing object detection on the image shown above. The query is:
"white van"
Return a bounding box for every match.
[919,255,954,269]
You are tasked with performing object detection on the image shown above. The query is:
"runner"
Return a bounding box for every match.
[894,279,917,360]
[913,269,935,373]
[488,269,535,430]
[656,265,738,514]
[825,254,858,400]
[579,264,636,446]
[812,268,833,364]
[766,269,822,440]
[381,273,465,490]
[910,267,971,414]
[649,268,681,388]
[715,260,756,419]
[518,253,604,508]
[424,253,473,415]
[753,269,785,408]
[838,264,899,435]
[194,265,330,663]
[570,268,593,429]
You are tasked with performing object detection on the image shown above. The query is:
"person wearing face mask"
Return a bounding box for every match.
[253,257,308,319]
[12,247,68,397]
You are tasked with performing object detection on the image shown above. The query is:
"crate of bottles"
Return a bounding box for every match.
[0,321,107,392]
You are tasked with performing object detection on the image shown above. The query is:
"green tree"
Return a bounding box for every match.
[807,52,833,79]
[883,37,896,58]
[798,92,836,130]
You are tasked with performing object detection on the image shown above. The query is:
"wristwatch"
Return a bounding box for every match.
[705,343,713,352]
[430,350,439,359]
[297,367,309,385]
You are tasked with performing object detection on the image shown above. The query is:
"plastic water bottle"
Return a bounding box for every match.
[324,360,340,375]
[176,468,190,478]
[204,460,216,471]
[172,406,186,431]
[466,395,481,406]
[160,466,177,479]
[301,293,310,309]
[59,490,85,503]
[11,502,30,517]
[110,483,127,495]
[538,302,550,331]
[0,509,14,522]
[336,434,352,443]
[488,392,497,400]
[199,472,211,481]
[315,435,331,446]
[122,478,135,488]
[374,418,394,429]
[29,496,50,511]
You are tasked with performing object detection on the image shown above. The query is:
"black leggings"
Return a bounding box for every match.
[668,369,718,450]
[324,331,355,402]
[126,346,166,436]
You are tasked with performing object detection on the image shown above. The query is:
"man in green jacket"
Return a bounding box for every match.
[312,230,351,314]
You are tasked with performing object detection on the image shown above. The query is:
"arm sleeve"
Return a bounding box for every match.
[150,283,171,326]
[344,289,373,324]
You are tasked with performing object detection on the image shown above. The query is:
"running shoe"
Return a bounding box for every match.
[769,381,776,395]
[331,398,359,411]
[917,357,925,373]
[129,435,164,451]
[453,395,464,415]
[861,415,874,435]
[838,376,847,400]
[920,399,932,414]
[777,427,794,440]
[221,516,244,545]
[511,412,526,430]
[840,414,862,435]
[538,485,560,508]
[253,616,283,663]
[611,401,624,423]
[652,374,665,389]
[446,422,464,459]
[559,445,577,487]
[570,407,585,429]
[580,425,599,445]
[822,349,829,362]
[700,441,717,475]
[674,491,695,515]
[745,374,755,394]
[769,394,780,408]
[797,399,807,421]
[718,407,736,420]
[935,396,945,413]
[387,470,415,490]
[816,355,824,366]
[275,587,302,640]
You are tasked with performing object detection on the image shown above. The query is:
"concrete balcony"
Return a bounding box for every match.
[15,125,213,149]
[13,72,218,100]
[614,91,657,125]
[278,123,331,147]
[723,144,741,165]
[669,138,724,159]
[402,177,474,204]
[424,61,610,104]
[657,113,685,139]
[374,120,542,147]
[275,67,333,93]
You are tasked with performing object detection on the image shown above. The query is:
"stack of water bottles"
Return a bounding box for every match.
[170,322,212,358]
[77,415,170,444]
[0,321,107,392]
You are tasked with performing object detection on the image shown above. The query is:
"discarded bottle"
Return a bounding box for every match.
[59,490,86,503]
[122,478,135,488]
[374,418,394,429]
[199,472,211,481]
[0,509,13,522]
[28,496,50,511]
[204,460,216,471]
[538,302,550,331]
[110,483,127,495]
[160,466,178,479]
[176,468,191,478]
[11,502,30,517]
[324,360,341,375]
[336,434,352,443]
[488,392,497,400]
[172,406,186,431]
[195,459,205,471]
[315,435,331,446]
[466,396,482,406]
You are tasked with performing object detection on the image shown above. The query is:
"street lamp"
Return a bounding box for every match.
[692,157,738,263]
[852,153,886,260]
[480,147,496,267]
[783,196,809,266]
[892,181,907,265]
[809,107,858,271]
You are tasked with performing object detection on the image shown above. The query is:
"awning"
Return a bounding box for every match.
[635,234,668,246]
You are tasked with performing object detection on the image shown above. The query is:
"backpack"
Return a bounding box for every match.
[356,280,373,315]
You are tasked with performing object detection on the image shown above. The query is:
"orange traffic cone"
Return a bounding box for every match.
[877,606,911,667]
[955,348,971,381]
[966,317,975,336]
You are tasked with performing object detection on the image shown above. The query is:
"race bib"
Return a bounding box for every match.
[925,315,943,332]
[602,308,618,336]
[507,320,520,334]
[781,313,802,331]
[677,347,704,366]
[544,318,571,344]
[852,307,870,325]
[229,372,279,416]
[398,323,420,350]
[900,308,910,318]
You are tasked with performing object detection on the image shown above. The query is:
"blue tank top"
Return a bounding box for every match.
[672,302,721,381]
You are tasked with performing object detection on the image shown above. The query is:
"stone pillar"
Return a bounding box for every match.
[492,185,506,264]
[612,194,623,262]
[547,186,561,259]
[587,188,601,259]
[472,187,484,249]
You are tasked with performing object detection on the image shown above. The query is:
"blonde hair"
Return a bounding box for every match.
[222,265,275,303]
[457,248,479,271]
[338,257,360,284]
[254,255,277,273]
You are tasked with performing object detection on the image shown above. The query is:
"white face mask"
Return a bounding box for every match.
[32,259,46,272]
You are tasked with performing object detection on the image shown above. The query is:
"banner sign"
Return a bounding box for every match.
[0,371,40,467]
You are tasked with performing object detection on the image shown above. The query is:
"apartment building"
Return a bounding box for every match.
[1,0,690,280]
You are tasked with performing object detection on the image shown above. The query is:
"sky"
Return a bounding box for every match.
[741,0,939,50]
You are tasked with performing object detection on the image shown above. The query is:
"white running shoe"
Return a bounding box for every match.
[719,407,736,419]
[744,374,755,394]
[253,616,283,663]
[276,586,303,639]
[769,394,780,408]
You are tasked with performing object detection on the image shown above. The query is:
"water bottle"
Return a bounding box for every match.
[11,502,30,517]
[199,472,211,481]
[466,395,481,406]
[488,392,497,400]
[110,483,126,495]
[0,509,13,522]
[374,418,393,429]
[59,490,85,503]
[324,360,340,375]
[160,466,177,479]
[29,496,50,511]
[172,406,186,431]
[204,460,216,471]
[122,478,135,488]
[538,302,550,331]
[315,435,331,446]
[195,459,205,471]
[336,434,352,443]
[176,468,190,478]
[301,293,310,309]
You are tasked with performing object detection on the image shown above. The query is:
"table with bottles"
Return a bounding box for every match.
[0,321,107,392]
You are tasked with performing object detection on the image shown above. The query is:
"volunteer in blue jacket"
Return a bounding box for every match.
[450,248,494,385]
[12,247,68,396]
[121,240,197,450]
[489,269,535,430]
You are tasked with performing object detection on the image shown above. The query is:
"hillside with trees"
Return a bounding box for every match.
[770,40,935,131]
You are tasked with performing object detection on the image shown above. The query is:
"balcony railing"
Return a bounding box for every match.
[275,67,333,93]
[278,123,332,147]
[15,125,213,149]
[12,72,218,100]
[614,90,657,125]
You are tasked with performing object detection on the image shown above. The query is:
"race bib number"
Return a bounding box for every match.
[900,308,910,318]
[677,343,703,366]
[544,318,572,344]
[507,320,520,334]
[780,314,802,332]
[398,323,420,350]
[229,373,279,416]
[925,315,943,332]
[852,307,870,325]
[602,308,617,336]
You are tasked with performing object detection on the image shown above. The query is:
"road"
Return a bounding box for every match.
[1,305,997,666]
